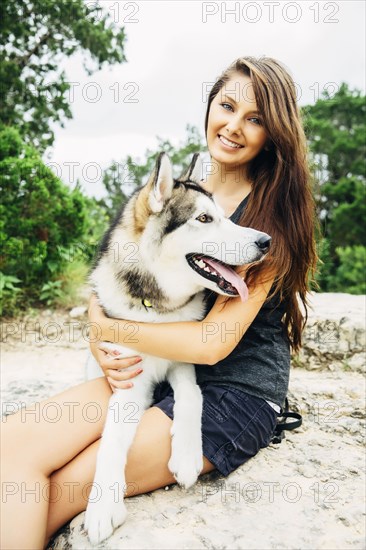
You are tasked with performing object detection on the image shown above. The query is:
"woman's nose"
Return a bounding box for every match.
[225,118,243,136]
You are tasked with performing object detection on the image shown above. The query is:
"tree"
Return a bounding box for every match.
[0,0,127,151]
[322,177,366,247]
[303,83,365,183]
[0,125,93,313]
[303,83,366,293]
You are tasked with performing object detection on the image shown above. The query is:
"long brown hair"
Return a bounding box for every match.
[205,56,318,352]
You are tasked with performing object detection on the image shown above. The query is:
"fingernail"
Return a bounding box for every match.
[136,369,143,374]
[135,358,143,363]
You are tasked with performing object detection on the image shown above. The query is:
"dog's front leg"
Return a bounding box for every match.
[84,389,149,546]
[167,364,203,489]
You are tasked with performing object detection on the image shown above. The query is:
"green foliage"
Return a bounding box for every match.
[303,83,366,182]
[39,280,63,306]
[54,258,90,309]
[0,272,22,315]
[312,237,333,291]
[329,246,366,294]
[303,83,366,294]
[311,238,366,295]
[0,0,127,151]
[101,124,207,219]
[0,125,94,314]
[322,177,366,247]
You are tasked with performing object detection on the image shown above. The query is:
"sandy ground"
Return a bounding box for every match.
[1,302,365,550]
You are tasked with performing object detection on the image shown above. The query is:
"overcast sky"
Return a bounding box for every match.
[47,0,366,198]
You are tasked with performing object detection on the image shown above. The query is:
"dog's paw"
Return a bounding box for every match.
[84,493,127,546]
[168,421,203,489]
[168,452,203,489]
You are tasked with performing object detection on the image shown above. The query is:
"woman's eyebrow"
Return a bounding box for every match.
[220,93,238,103]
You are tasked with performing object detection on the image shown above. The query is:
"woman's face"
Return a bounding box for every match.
[206,72,269,169]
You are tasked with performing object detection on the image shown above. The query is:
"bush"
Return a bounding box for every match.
[0,126,93,314]
[329,245,366,294]
[312,237,333,292]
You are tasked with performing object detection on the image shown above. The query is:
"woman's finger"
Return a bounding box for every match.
[100,355,142,372]
[105,366,143,382]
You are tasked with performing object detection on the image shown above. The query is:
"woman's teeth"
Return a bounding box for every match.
[219,135,243,148]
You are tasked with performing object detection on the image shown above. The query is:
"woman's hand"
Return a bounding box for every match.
[93,342,143,391]
[88,294,143,391]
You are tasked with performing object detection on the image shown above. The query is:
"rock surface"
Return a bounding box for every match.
[1,292,365,549]
[298,292,366,372]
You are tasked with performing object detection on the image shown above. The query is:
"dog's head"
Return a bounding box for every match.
[126,152,271,303]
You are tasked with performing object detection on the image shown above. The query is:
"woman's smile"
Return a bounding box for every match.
[218,134,244,149]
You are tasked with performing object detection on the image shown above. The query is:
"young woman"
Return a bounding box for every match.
[1,56,317,550]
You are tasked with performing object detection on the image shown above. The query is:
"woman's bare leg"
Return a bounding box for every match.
[1,378,215,550]
[1,377,112,550]
[45,406,215,544]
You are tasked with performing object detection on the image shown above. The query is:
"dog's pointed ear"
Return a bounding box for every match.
[176,153,202,185]
[147,153,174,213]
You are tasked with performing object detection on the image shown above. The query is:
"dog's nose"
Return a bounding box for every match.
[256,235,271,253]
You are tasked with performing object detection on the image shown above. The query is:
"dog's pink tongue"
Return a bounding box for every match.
[204,258,249,302]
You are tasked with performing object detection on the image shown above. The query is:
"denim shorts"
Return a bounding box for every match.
[152,381,278,477]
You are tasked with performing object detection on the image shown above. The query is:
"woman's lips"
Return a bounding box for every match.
[218,134,244,149]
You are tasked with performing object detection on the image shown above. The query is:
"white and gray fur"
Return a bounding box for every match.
[84,153,271,545]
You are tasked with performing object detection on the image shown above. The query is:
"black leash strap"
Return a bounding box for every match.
[270,397,303,444]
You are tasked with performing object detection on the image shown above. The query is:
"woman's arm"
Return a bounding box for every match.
[89,272,276,366]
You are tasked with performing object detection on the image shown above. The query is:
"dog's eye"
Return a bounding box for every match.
[196,213,213,223]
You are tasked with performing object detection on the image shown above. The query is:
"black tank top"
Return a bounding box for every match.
[195,194,291,410]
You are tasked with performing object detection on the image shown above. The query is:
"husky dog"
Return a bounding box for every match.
[84,152,271,544]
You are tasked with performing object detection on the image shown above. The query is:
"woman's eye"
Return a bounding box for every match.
[220,102,233,111]
[196,213,213,223]
[249,117,262,125]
